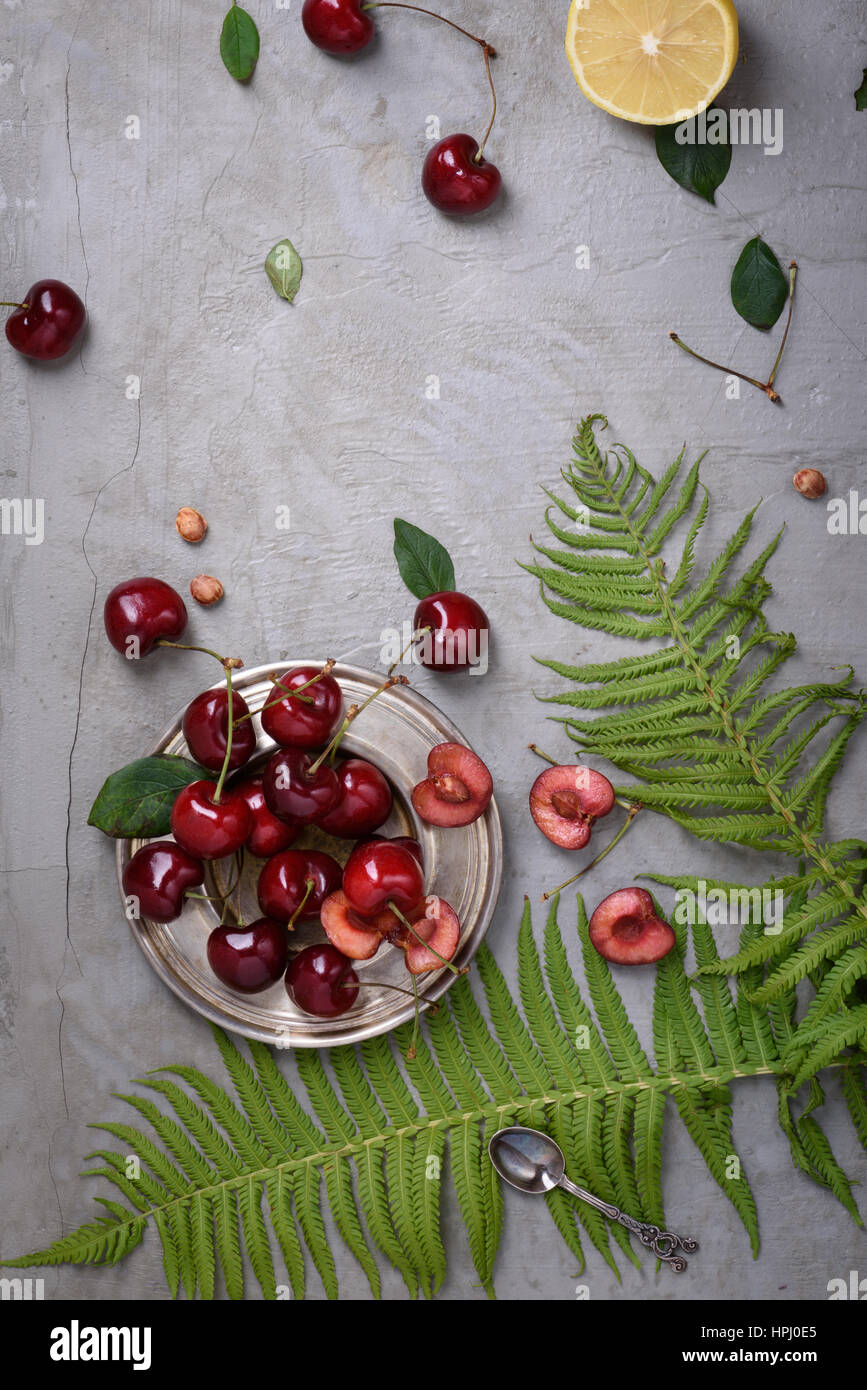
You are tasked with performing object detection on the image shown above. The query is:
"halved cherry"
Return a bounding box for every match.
[402,896,461,974]
[529,765,614,850]
[411,742,493,828]
[588,888,675,965]
[320,890,388,960]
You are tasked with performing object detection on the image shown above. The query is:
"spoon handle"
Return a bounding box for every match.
[557,1176,698,1272]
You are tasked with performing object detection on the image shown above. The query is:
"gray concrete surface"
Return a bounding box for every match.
[1,0,865,1301]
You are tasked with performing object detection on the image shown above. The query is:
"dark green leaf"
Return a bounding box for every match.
[88,755,207,838]
[730,237,788,330]
[393,519,456,599]
[265,239,303,303]
[220,5,259,83]
[655,112,731,203]
[855,69,867,111]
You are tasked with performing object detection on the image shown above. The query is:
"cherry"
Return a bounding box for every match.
[414,590,489,672]
[411,741,493,827]
[320,890,391,960]
[421,134,501,216]
[342,838,424,916]
[316,758,393,838]
[286,943,360,1017]
[122,840,203,922]
[257,848,343,924]
[301,0,374,54]
[182,687,256,774]
[207,918,289,993]
[170,779,253,860]
[262,747,340,824]
[260,666,343,749]
[104,577,188,657]
[391,835,424,870]
[529,766,615,850]
[234,776,300,858]
[4,279,86,360]
[402,895,460,974]
[588,888,675,966]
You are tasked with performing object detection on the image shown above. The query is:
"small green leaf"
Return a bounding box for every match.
[220,5,260,83]
[730,237,788,330]
[655,112,731,203]
[855,68,867,110]
[88,755,207,838]
[393,519,456,599]
[265,239,303,304]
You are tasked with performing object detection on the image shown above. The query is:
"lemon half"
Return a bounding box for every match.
[566,0,739,125]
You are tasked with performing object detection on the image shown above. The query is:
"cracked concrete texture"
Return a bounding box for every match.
[0,0,865,1300]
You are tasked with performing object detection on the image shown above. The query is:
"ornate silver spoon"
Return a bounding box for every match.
[488,1125,698,1273]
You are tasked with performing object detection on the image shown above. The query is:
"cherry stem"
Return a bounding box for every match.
[387,625,431,677]
[388,901,464,975]
[156,639,242,667]
[668,309,794,405]
[527,743,561,767]
[307,675,409,776]
[0,301,28,309]
[212,664,235,804]
[766,261,798,392]
[362,2,497,158]
[475,42,497,160]
[287,879,315,931]
[541,803,642,902]
[339,977,437,1008]
[234,661,335,726]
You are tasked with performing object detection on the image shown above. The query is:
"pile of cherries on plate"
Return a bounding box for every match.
[122,661,494,1019]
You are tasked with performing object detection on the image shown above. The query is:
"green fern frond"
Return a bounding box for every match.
[531,414,867,1052]
[5,897,863,1298]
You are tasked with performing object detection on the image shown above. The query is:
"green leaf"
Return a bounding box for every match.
[87,755,207,838]
[855,68,867,111]
[392,518,456,599]
[265,239,303,304]
[655,113,731,202]
[220,5,259,83]
[730,237,788,329]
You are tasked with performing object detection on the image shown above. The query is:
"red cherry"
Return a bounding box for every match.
[529,766,615,850]
[320,890,393,959]
[260,666,343,749]
[103,577,188,657]
[342,839,424,916]
[4,279,86,360]
[421,134,501,216]
[286,943,360,1017]
[170,780,253,860]
[262,748,339,825]
[316,758,393,838]
[207,918,289,993]
[390,835,424,870]
[411,742,493,827]
[588,888,675,966]
[257,849,343,924]
[414,590,489,672]
[403,896,461,974]
[301,0,374,54]
[182,688,257,774]
[122,841,203,922]
[234,776,300,858]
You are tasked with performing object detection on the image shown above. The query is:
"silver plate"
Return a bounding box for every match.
[116,661,503,1047]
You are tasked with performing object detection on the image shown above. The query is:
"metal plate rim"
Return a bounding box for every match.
[116,659,503,1047]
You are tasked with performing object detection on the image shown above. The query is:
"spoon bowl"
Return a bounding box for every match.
[489,1125,566,1194]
